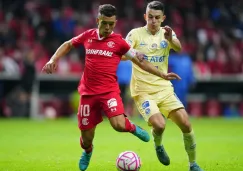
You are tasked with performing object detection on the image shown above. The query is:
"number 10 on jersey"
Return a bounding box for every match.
[79,105,90,117]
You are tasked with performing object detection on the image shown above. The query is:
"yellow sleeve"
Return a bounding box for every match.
[168,29,178,49]
[172,30,177,40]
[125,29,138,48]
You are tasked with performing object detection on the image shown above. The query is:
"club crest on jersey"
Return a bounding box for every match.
[82,118,89,125]
[107,41,115,48]
[160,40,168,48]
[151,43,157,49]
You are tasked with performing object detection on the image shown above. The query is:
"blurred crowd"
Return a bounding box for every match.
[0,0,243,77]
[0,0,243,118]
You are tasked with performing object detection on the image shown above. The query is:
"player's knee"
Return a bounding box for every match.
[149,114,166,134]
[82,137,93,148]
[180,119,192,133]
[173,110,192,133]
[153,122,165,134]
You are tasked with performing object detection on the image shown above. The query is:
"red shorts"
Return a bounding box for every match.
[77,91,125,130]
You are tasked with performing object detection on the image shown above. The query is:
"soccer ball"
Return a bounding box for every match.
[116,151,141,171]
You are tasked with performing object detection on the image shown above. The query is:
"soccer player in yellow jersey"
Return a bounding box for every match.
[124,1,203,171]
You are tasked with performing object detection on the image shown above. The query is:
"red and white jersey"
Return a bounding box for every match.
[72,29,130,95]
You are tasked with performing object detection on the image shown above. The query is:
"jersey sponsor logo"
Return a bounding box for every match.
[86,49,113,57]
[107,98,118,108]
[144,55,165,63]
[142,101,150,109]
[160,40,168,48]
[139,42,147,46]
[82,118,89,125]
[107,41,115,48]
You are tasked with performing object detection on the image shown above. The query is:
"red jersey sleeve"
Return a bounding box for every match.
[119,38,131,55]
[71,31,88,48]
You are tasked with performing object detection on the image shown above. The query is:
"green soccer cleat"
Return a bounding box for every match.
[132,125,150,142]
[190,163,203,171]
[79,151,92,171]
[155,145,170,165]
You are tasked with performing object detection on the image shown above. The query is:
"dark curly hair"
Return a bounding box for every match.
[98,4,117,17]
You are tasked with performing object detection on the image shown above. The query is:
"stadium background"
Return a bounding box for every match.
[1,0,243,118]
[0,1,243,171]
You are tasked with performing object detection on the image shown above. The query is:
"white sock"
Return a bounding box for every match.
[152,129,163,147]
[183,130,196,164]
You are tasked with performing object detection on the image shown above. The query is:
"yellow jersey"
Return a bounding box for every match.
[126,26,177,97]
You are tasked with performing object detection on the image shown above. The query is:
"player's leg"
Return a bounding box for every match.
[148,113,170,165]
[79,128,96,171]
[134,94,170,165]
[169,108,203,171]
[77,95,102,171]
[162,89,203,171]
[100,91,150,142]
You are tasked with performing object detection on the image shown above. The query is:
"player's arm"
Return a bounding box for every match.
[50,40,73,62]
[42,32,86,74]
[42,40,73,74]
[164,26,181,52]
[124,49,181,80]
[121,56,129,61]
[169,37,181,52]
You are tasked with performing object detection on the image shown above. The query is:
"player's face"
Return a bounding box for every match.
[97,15,117,37]
[144,8,166,33]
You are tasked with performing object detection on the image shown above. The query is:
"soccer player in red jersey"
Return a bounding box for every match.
[42,4,180,171]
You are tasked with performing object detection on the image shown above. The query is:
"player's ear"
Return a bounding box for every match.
[114,20,117,27]
[96,18,99,26]
[162,15,166,22]
[143,13,147,21]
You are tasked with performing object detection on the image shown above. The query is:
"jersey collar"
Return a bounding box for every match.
[96,29,114,40]
[144,26,161,35]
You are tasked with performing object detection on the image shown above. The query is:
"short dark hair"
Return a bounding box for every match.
[98,4,117,17]
[147,1,165,13]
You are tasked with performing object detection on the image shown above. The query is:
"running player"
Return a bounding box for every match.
[125,1,203,171]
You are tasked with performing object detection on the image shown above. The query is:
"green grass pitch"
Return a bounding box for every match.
[0,117,243,171]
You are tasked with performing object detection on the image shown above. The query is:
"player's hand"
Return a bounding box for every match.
[161,72,181,80]
[163,25,172,42]
[135,51,145,62]
[42,59,58,74]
